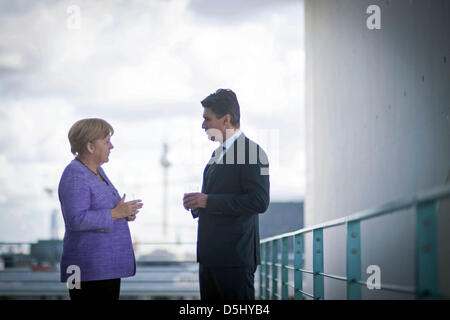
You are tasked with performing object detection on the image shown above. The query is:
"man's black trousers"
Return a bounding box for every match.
[199,264,256,300]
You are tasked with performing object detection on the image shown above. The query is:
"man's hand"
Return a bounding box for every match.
[183,192,208,211]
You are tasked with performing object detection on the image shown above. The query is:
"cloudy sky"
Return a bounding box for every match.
[0,0,305,244]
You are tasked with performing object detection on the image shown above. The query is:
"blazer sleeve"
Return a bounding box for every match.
[205,161,270,216]
[60,175,113,232]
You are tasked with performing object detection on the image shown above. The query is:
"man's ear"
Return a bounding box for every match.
[223,114,231,126]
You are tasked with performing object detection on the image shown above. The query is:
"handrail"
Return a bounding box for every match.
[0,241,200,299]
[261,184,450,243]
[0,264,200,298]
[259,184,450,300]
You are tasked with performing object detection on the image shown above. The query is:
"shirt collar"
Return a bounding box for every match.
[222,129,242,151]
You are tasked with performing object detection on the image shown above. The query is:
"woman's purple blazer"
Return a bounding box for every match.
[58,159,136,282]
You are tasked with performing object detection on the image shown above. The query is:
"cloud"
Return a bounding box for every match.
[0,0,305,242]
[0,51,26,71]
[0,0,304,108]
[188,0,298,22]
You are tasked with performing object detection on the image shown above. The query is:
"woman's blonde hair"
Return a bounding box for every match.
[68,118,114,155]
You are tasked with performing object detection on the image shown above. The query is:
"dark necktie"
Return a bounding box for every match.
[208,145,227,164]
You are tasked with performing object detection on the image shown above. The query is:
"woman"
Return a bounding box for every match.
[58,118,143,300]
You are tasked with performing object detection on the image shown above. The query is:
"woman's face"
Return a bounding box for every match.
[92,134,114,164]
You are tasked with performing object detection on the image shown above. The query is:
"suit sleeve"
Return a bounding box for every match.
[191,208,200,219]
[60,175,113,232]
[205,161,270,216]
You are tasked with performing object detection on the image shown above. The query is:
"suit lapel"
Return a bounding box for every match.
[203,162,217,193]
[202,133,246,192]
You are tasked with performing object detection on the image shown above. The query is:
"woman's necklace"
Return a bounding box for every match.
[76,158,104,181]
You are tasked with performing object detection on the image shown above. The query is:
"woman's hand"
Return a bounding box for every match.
[126,214,137,222]
[111,194,143,220]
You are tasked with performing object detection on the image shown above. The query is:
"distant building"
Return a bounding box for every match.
[259,201,303,239]
[1,253,31,268]
[30,240,63,266]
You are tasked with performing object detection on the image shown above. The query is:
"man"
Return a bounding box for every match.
[183,89,270,300]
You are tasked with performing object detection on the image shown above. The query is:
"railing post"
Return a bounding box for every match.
[259,243,264,300]
[416,200,438,299]
[272,239,279,299]
[281,237,289,300]
[265,242,270,300]
[313,228,324,300]
[347,220,362,300]
[294,233,303,300]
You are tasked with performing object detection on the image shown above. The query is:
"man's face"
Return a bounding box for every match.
[202,108,226,143]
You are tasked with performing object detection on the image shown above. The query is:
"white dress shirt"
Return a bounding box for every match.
[218,129,242,161]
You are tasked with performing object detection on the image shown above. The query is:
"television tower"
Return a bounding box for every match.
[44,187,59,239]
[160,143,171,239]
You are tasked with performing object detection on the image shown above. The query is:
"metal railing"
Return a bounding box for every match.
[259,184,450,300]
[0,242,200,299]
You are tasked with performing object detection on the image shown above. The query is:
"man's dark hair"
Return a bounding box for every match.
[201,89,241,128]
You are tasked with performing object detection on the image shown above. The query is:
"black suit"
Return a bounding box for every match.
[192,133,270,300]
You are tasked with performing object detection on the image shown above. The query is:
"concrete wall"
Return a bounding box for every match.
[304,0,450,299]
